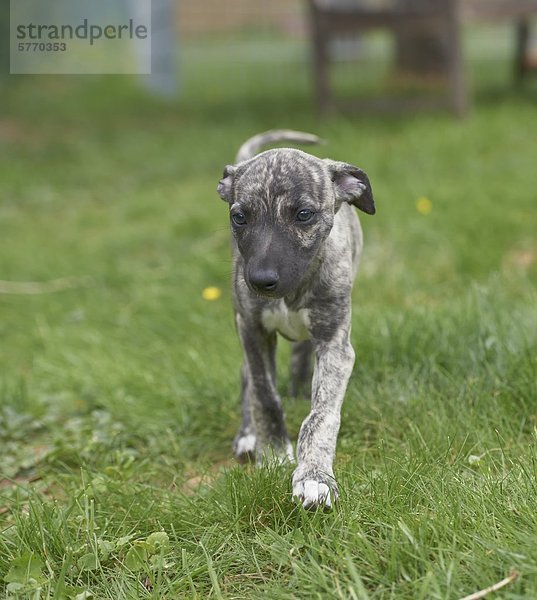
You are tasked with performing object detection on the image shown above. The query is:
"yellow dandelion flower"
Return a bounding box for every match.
[202,286,222,301]
[416,196,432,215]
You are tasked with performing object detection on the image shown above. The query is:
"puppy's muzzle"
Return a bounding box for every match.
[248,268,279,295]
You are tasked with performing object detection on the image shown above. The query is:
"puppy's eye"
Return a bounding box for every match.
[231,212,247,226]
[296,209,315,223]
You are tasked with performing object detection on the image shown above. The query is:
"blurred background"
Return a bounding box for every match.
[1,4,537,595]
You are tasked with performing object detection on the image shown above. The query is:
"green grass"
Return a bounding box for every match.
[1,31,537,598]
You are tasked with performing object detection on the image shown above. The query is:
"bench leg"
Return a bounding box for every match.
[310,10,331,115]
[515,19,531,84]
[445,11,468,117]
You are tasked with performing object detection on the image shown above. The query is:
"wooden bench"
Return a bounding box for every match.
[308,0,537,115]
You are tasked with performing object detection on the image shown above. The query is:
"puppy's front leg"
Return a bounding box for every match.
[236,315,293,463]
[292,327,355,509]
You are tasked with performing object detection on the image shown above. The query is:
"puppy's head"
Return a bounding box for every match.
[217,148,374,298]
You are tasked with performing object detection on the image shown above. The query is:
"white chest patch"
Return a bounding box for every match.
[261,304,311,341]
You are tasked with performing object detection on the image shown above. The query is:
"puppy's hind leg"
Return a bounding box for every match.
[289,340,313,399]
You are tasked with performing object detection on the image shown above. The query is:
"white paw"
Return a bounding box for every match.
[235,433,256,456]
[292,478,334,509]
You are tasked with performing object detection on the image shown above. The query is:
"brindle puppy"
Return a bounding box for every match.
[217,130,375,508]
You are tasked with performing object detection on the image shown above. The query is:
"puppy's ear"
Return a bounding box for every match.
[325,160,375,215]
[217,165,236,202]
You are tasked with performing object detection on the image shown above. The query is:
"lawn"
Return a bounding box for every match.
[1,31,537,598]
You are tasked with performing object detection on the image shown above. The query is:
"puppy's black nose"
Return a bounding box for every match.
[249,270,279,293]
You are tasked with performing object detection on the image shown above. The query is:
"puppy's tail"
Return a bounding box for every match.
[235,129,322,163]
